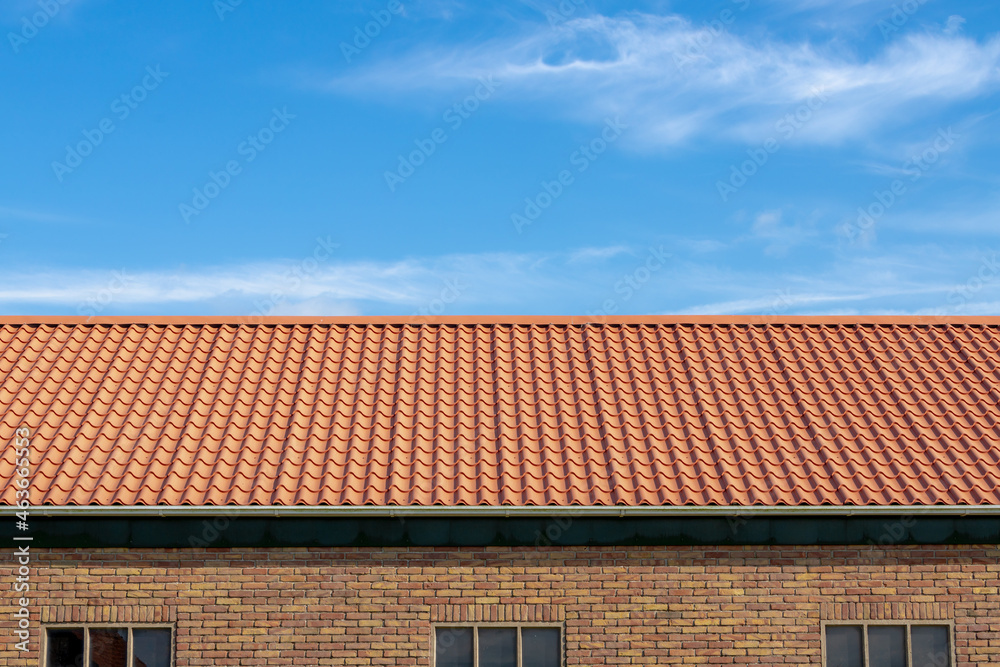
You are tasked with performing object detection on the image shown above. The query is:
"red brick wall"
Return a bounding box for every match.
[2,545,998,666]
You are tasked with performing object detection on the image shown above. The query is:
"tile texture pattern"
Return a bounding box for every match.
[1,322,998,507]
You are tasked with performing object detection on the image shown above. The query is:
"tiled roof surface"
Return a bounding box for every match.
[1,320,999,507]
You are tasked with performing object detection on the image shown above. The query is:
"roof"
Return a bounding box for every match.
[1,317,999,510]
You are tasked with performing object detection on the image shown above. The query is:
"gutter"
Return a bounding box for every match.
[27,504,1000,518]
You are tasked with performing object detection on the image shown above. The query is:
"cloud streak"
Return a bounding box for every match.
[0,206,87,224]
[326,12,1000,149]
[0,244,996,318]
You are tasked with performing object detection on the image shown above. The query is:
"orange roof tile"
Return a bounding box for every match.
[1,318,999,508]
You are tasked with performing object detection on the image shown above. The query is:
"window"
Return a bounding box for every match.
[824,624,951,667]
[434,626,561,667]
[45,626,172,667]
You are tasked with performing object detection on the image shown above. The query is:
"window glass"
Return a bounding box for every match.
[89,628,129,667]
[522,628,560,667]
[868,626,906,667]
[435,627,473,667]
[479,628,516,667]
[826,626,863,667]
[911,626,950,667]
[133,628,172,667]
[47,629,84,667]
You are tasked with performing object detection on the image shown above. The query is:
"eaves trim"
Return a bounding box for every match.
[25,504,1000,518]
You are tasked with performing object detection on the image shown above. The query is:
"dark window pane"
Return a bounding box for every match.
[522,628,560,667]
[868,626,906,667]
[479,628,516,667]
[47,629,84,667]
[912,626,950,667]
[89,628,129,667]
[436,627,473,667]
[826,626,863,667]
[133,629,172,667]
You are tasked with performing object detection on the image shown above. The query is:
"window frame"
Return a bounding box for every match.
[820,620,955,667]
[40,623,175,667]
[431,623,564,667]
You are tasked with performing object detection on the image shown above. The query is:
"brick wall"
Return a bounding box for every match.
[2,545,998,666]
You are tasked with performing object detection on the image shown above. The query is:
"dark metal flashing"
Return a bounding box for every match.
[8,515,1000,549]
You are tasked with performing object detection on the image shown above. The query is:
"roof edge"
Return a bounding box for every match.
[1,315,999,326]
[25,504,1000,517]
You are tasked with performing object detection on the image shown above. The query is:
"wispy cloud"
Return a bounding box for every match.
[0,206,87,224]
[676,245,998,315]
[324,12,1000,149]
[1,244,996,317]
[748,209,820,256]
[944,15,967,36]
[567,245,631,263]
[0,252,574,316]
[874,197,1000,234]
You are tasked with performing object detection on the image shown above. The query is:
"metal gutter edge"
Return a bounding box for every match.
[25,505,1000,518]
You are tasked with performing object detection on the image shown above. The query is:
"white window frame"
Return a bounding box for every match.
[821,620,955,667]
[40,623,174,667]
[431,623,564,667]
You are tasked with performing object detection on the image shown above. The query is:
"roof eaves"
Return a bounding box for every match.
[27,504,1000,517]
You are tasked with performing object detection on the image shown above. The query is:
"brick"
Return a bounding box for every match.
[2,546,996,667]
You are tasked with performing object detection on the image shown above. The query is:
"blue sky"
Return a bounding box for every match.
[1,0,999,317]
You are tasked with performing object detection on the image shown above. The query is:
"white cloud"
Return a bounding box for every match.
[748,209,821,256]
[0,252,576,316]
[0,206,87,224]
[752,210,783,235]
[567,245,631,263]
[326,12,1000,149]
[675,245,1000,316]
[1,243,997,318]
[684,291,875,315]
[944,15,966,36]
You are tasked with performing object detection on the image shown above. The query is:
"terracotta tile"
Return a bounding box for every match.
[1,322,999,506]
